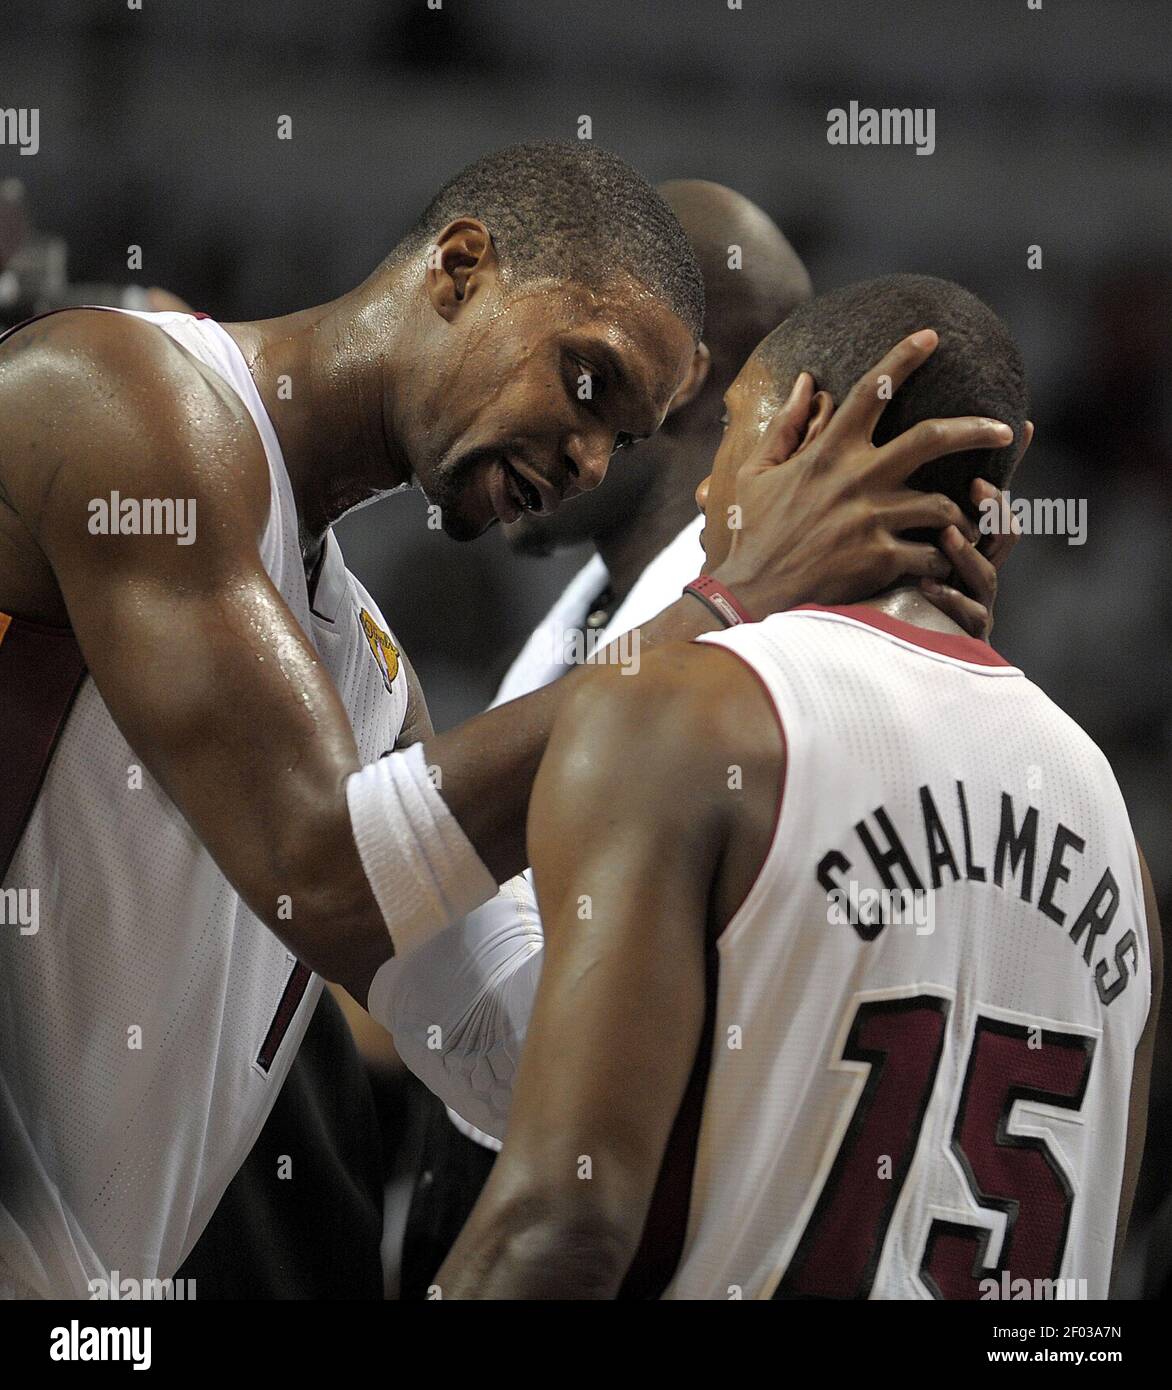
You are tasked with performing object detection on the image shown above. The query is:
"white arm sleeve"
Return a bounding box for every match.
[367,873,544,1142]
[346,741,499,958]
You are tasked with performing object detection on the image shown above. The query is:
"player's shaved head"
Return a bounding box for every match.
[656,179,811,394]
[389,141,705,340]
[362,142,704,541]
[754,274,1029,516]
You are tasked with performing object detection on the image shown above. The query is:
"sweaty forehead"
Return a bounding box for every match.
[550,277,696,424]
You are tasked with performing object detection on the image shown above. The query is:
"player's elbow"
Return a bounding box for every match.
[278,889,385,995]
[488,1190,642,1298]
[260,790,388,989]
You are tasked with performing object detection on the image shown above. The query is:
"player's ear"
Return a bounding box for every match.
[666,342,712,417]
[794,389,835,453]
[425,218,498,321]
[1018,420,1035,461]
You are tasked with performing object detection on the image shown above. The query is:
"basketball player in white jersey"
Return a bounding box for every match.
[434,274,1162,1299]
[0,138,1011,1297]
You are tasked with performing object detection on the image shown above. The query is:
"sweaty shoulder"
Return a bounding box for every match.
[0,309,273,623]
[552,640,785,926]
[0,309,270,543]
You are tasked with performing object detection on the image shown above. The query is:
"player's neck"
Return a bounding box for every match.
[593,447,708,603]
[860,585,969,637]
[224,290,414,555]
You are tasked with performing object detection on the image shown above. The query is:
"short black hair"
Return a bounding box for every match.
[391,141,705,340]
[754,274,1029,517]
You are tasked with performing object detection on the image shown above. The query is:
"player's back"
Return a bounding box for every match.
[665,603,1150,1300]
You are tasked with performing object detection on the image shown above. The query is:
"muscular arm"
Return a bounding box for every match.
[436,645,782,1298]
[395,643,435,749]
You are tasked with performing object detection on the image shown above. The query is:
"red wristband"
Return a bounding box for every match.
[682,576,755,627]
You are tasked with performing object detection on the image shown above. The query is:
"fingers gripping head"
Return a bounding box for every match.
[749,273,1031,520]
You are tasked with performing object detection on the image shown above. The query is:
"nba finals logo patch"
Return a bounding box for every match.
[358,608,400,694]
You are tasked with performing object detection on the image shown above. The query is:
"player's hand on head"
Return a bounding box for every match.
[971,475,1024,571]
[754,367,816,467]
[706,330,1014,617]
[918,478,1024,640]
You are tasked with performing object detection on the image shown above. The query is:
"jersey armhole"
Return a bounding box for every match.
[704,643,790,951]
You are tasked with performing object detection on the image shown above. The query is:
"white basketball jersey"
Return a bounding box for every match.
[662,604,1149,1301]
[0,310,408,1298]
[492,515,704,707]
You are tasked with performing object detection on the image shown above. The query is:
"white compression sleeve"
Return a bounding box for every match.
[346,742,499,959]
[367,873,544,1142]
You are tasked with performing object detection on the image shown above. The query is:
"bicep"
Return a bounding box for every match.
[66,554,360,838]
[492,672,721,1226]
[519,827,710,1195]
[396,643,434,748]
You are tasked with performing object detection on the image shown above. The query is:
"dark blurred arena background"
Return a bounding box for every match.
[2,0,1168,1294]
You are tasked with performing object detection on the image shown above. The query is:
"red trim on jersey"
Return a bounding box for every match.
[708,646,789,935]
[619,606,1006,1295]
[256,960,313,1073]
[0,613,88,879]
[619,943,720,1300]
[793,603,1012,668]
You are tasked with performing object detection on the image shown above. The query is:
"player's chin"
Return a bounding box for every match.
[441,505,495,542]
[502,512,555,556]
[420,471,492,541]
[430,453,503,541]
